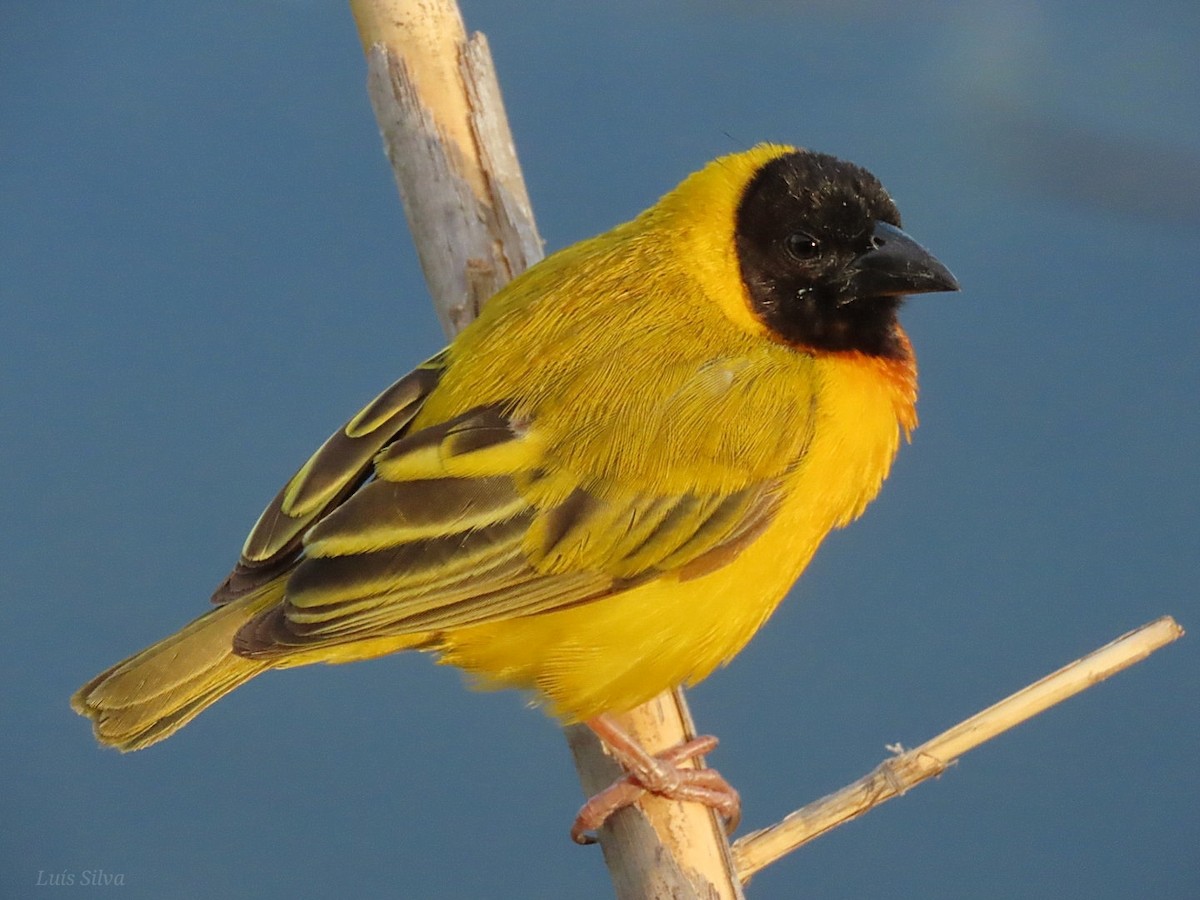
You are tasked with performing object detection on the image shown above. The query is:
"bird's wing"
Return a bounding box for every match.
[211,352,448,604]
[233,398,788,657]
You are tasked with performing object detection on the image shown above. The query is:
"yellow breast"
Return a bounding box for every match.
[437,343,917,722]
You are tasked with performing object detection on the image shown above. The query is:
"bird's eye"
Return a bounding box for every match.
[784,231,820,261]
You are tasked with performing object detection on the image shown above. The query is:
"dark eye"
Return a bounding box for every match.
[784,231,820,261]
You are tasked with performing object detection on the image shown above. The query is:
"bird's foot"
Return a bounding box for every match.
[571,716,741,844]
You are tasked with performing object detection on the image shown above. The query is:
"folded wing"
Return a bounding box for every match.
[233,397,785,658]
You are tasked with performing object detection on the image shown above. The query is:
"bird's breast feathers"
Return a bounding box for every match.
[431,335,917,720]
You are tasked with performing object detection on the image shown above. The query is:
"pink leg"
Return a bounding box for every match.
[571,714,742,844]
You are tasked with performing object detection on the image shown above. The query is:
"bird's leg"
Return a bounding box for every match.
[571,714,741,844]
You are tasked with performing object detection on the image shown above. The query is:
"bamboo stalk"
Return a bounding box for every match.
[732,615,1185,883]
[346,2,743,897]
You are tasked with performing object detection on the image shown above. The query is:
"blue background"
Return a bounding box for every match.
[3,1,1198,897]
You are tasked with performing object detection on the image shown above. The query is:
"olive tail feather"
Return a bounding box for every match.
[71,585,282,752]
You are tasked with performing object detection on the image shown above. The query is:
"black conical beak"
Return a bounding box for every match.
[847,221,960,298]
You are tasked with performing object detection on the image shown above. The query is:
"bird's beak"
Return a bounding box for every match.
[846,221,960,298]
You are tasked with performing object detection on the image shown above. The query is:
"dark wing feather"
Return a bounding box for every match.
[211,352,447,604]
[233,399,786,659]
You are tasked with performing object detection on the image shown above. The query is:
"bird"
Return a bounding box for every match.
[72,143,958,841]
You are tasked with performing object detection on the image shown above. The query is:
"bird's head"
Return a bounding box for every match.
[733,148,959,358]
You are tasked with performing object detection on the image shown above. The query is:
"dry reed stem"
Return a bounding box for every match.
[733,616,1185,883]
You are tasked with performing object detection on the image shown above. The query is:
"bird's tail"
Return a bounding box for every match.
[71,584,282,752]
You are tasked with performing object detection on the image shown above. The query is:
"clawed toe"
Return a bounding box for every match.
[571,715,742,844]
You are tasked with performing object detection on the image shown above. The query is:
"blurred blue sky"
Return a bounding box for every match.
[3,1,1197,898]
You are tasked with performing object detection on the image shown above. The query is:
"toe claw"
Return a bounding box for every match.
[572,719,742,843]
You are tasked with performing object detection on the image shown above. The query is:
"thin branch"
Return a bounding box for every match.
[346,2,742,897]
[733,615,1185,883]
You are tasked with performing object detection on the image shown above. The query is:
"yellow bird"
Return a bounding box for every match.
[73,143,957,840]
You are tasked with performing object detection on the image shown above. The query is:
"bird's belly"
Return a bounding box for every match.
[435,524,811,722]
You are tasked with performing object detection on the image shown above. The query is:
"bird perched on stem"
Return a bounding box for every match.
[73,144,958,840]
